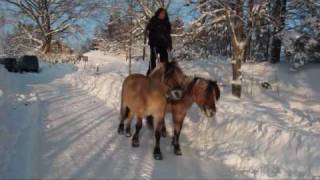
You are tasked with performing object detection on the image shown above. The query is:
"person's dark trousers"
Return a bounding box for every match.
[147,46,169,76]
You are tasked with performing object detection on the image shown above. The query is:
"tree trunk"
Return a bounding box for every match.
[128,0,133,75]
[41,35,52,54]
[245,0,254,61]
[142,17,147,61]
[231,0,245,98]
[231,40,246,98]
[270,0,287,63]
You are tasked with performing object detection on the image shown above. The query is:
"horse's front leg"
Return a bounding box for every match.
[172,111,186,156]
[132,117,142,147]
[153,118,164,160]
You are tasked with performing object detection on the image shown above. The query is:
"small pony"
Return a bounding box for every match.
[118,61,186,160]
[148,69,221,155]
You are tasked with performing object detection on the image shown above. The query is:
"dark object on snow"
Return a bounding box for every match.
[17,55,39,73]
[0,58,18,72]
[261,82,272,90]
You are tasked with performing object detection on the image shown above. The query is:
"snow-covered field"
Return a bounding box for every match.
[0,50,319,179]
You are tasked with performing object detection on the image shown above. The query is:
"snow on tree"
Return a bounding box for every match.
[280,0,320,68]
[188,0,273,97]
[93,0,174,55]
[1,0,103,54]
[281,30,320,68]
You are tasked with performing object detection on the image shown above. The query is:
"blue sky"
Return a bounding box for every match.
[1,1,197,50]
[66,1,197,50]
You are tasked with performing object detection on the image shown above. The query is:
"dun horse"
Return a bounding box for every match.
[148,67,220,155]
[118,62,185,160]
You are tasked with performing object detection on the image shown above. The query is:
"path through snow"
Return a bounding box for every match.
[1,50,319,179]
[1,60,240,179]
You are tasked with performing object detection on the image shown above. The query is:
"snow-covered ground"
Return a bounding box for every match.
[0,50,319,179]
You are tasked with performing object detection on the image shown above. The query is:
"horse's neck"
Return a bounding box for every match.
[149,66,164,82]
[182,76,198,106]
[149,68,168,93]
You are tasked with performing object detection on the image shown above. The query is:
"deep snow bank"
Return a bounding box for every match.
[65,51,319,179]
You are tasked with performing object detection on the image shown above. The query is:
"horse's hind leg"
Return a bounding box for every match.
[153,118,164,160]
[132,117,143,147]
[125,116,133,137]
[118,106,130,135]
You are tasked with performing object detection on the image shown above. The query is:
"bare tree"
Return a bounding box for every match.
[1,0,103,54]
[191,0,272,97]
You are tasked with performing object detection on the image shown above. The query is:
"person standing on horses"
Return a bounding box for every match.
[146,8,172,75]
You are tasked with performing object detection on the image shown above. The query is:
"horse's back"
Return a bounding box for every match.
[122,73,166,118]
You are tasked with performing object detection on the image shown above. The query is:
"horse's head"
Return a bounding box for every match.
[162,61,186,101]
[189,77,220,117]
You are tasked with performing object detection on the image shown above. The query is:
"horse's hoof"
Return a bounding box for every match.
[118,124,124,135]
[174,145,182,155]
[153,148,163,160]
[174,148,182,156]
[132,139,139,147]
[153,152,163,160]
[125,131,132,137]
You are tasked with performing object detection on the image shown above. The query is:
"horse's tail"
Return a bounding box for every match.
[120,88,130,121]
[146,116,154,130]
[214,81,221,101]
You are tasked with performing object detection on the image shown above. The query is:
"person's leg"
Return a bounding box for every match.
[147,46,157,75]
[158,47,169,64]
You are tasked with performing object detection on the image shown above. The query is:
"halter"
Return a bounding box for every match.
[161,62,184,101]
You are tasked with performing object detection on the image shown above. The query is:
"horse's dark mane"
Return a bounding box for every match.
[206,80,215,100]
[187,77,220,101]
[208,80,220,101]
[164,61,179,79]
[186,77,199,94]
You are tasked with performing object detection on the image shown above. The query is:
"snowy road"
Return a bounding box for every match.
[2,51,319,179]
[3,73,239,178]
[38,81,240,179]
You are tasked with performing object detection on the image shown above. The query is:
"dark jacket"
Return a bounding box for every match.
[146,16,172,49]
